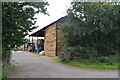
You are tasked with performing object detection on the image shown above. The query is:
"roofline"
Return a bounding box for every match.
[29,16,67,37]
[41,16,67,30]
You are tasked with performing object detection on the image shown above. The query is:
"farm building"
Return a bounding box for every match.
[30,16,67,57]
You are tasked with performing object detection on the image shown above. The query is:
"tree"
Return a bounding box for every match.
[2,2,49,62]
[61,2,120,63]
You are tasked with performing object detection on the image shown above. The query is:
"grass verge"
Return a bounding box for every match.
[1,62,18,79]
[53,58,119,70]
[31,52,38,54]
[40,54,46,56]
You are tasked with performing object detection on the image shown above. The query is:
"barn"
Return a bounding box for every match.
[30,16,67,57]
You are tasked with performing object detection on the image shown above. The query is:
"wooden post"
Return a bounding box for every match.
[37,37,38,45]
[29,36,30,43]
[24,45,25,51]
[36,37,38,53]
[32,36,33,43]
[56,23,58,56]
[32,36,34,52]
[27,36,30,51]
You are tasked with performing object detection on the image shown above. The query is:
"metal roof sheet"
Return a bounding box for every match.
[30,16,67,37]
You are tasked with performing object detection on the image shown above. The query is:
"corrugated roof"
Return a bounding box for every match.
[30,16,67,37]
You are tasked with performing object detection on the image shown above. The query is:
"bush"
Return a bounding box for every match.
[59,52,71,63]
[59,45,118,65]
[98,56,113,65]
[59,46,98,62]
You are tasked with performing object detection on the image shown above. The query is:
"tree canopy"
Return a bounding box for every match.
[2,2,48,62]
[60,2,120,64]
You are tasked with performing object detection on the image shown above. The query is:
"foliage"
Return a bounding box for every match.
[2,2,48,62]
[59,52,71,63]
[60,2,120,63]
[1,62,18,79]
[13,46,23,51]
[53,58,119,70]
[98,56,112,65]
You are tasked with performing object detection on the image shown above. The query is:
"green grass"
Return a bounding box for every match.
[31,52,38,54]
[1,62,18,79]
[53,58,119,70]
[40,54,46,56]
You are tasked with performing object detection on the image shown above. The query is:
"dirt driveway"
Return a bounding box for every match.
[10,51,118,78]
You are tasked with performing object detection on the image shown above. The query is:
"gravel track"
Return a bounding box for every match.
[10,51,118,78]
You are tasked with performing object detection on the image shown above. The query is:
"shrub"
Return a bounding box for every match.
[98,56,113,65]
[59,52,71,63]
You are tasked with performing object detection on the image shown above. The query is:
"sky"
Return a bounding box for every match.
[28,0,71,38]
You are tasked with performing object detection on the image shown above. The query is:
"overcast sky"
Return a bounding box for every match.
[28,0,71,37]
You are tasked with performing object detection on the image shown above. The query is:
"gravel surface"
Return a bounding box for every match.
[10,51,118,78]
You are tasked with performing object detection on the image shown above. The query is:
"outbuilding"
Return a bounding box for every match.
[30,16,67,57]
